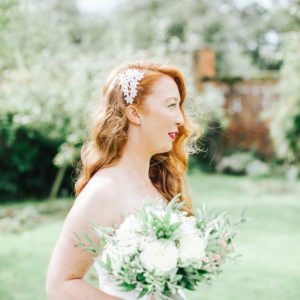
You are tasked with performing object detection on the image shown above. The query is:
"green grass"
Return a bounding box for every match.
[0,171,299,300]
[186,169,300,300]
[0,217,63,300]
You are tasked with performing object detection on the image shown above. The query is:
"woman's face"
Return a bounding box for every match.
[139,75,184,155]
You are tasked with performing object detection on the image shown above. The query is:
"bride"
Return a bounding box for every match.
[46,60,200,299]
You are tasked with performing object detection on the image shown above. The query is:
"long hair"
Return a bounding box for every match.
[74,60,201,215]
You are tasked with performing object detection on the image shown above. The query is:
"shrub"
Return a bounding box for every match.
[216,151,269,176]
[0,114,75,202]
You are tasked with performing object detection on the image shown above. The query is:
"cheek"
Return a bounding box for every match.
[155,107,172,119]
[142,108,172,135]
[154,110,171,129]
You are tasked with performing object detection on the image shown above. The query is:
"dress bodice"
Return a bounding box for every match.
[94,260,187,300]
[94,260,151,300]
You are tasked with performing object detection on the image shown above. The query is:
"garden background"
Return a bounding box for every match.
[0,0,299,299]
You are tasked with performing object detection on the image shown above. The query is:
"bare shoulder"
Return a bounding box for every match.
[46,171,124,285]
[70,171,122,227]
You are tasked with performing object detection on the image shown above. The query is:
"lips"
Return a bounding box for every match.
[168,132,177,139]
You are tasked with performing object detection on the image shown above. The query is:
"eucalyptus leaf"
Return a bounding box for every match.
[138,287,149,298]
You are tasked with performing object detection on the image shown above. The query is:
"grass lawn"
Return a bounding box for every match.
[0,170,299,300]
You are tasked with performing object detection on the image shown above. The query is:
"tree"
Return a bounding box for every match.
[267,32,300,164]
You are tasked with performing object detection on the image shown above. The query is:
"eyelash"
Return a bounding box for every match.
[168,104,176,108]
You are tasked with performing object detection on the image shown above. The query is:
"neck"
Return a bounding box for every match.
[117,137,153,185]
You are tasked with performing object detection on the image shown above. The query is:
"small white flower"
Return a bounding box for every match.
[140,240,178,275]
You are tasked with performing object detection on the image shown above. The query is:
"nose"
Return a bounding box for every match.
[176,109,184,127]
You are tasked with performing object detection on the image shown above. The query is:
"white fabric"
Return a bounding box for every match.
[94,260,187,300]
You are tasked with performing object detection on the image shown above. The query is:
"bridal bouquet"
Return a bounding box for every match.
[74,194,248,299]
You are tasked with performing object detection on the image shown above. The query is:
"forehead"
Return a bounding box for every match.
[148,75,180,101]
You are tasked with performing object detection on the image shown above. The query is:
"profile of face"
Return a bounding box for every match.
[128,75,184,155]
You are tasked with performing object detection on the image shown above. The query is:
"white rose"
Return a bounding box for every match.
[140,240,178,275]
[178,234,206,266]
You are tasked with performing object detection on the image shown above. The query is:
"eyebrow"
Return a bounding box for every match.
[165,97,179,102]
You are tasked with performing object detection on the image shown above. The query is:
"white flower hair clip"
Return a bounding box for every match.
[119,68,144,104]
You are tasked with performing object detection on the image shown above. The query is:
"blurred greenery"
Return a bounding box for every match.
[264,32,300,164]
[0,171,299,299]
[1,1,300,299]
[1,0,300,201]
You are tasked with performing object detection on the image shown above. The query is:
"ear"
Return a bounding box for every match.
[125,105,141,125]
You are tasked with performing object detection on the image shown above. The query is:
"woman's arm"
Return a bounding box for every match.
[46,278,123,300]
[46,177,123,300]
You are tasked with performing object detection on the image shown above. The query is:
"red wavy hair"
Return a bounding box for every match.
[74,60,201,215]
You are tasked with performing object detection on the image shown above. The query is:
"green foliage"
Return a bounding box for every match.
[1,173,300,299]
[215,151,269,176]
[266,32,300,164]
[217,76,243,85]
[149,210,182,239]
[0,198,72,233]
[118,281,137,292]
[138,287,149,298]
[1,0,299,202]
[177,266,210,290]
[0,1,111,200]
[0,114,67,201]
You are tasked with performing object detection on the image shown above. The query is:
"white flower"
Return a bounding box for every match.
[170,212,180,223]
[140,240,178,275]
[179,216,198,235]
[178,234,206,267]
[101,243,123,276]
[115,215,142,244]
[118,214,142,234]
[114,214,146,257]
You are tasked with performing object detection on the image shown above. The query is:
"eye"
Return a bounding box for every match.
[168,103,176,108]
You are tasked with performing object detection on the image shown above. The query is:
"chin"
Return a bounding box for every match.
[163,143,173,153]
[152,146,171,155]
[152,140,174,154]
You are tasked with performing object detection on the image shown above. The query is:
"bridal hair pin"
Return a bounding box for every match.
[119,68,144,104]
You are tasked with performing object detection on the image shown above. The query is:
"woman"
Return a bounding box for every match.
[46,60,201,299]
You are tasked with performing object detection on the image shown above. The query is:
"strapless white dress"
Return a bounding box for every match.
[94,260,187,300]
